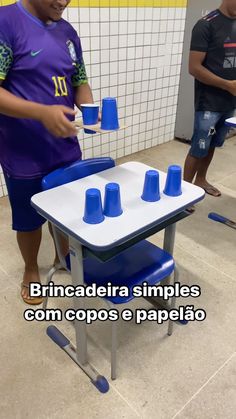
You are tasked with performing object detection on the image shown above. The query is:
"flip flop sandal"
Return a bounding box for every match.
[21,282,43,306]
[53,261,67,271]
[55,265,67,271]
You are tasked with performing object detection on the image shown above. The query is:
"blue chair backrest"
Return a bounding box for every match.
[42,157,115,190]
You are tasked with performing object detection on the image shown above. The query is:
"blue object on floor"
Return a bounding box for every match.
[47,325,110,394]
[47,325,70,348]
[92,376,110,393]
[208,212,236,229]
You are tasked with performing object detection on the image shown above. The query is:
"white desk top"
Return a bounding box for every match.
[225,117,236,127]
[31,162,205,250]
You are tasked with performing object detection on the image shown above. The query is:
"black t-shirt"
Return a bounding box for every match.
[191,9,236,111]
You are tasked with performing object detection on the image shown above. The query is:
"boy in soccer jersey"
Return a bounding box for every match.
[184,0,236,207]
[0,1,94,304]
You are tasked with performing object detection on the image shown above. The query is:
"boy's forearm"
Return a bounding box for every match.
[75,83,94,109]
[190,65,231,92]
[0,87,46,119]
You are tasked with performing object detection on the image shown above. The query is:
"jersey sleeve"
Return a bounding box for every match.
[71,36,88,87]
[0,31,13,80]
[190,19,211,52]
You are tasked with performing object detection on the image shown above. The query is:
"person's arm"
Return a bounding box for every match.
[74,82,94,109]
[0,81,77,137]
[70,36,98,113]
[189,51,236,95]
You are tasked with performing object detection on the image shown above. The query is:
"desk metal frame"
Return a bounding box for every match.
[65,211,189,367]
[31,162,204,386]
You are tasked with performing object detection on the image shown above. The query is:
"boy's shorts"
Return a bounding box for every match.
[190,110,235,158]
[3,173,47,232]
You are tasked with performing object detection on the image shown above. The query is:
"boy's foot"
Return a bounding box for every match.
[21,269,43,305]
[203,184,221,197]
[195,181,221,197]
[21,283,43,305]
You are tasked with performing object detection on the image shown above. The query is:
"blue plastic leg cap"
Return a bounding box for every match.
[91,376,109,393]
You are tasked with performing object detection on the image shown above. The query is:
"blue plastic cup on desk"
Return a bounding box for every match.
[81,103,99,134]
[141,170,160,202]
[163,165,182,197]
[101,97,119,130]
[103,183,123,217]
[83,188,105,224]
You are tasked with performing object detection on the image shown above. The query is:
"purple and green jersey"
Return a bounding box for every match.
[0,2,88,178]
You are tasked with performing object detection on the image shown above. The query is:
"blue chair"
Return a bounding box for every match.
[42,157,178,380]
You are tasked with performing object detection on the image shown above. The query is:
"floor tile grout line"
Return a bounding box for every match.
[0,264,10,277]
[49,362,142,419]
[0,264,23,292]
[86,362,142,418]
[211,184,236,197]
[108,384,143,418]
[175,240,236,283]
[170,351,236,419]
[214,186,236,198]
[212,181,236,192]
[214,170,236,184]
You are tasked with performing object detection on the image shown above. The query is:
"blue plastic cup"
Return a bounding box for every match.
[103,183,123,217]
[81,103,99,134]
[83,188,104,224]
[163,165,182,197]
[101,97,119,130]
[141,170,160,202]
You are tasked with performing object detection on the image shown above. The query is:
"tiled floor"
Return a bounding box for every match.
[0,138,235,419]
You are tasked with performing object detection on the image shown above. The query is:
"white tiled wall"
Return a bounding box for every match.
[0,6,186,196]
[0,173,7,197]
[75,7,186,159]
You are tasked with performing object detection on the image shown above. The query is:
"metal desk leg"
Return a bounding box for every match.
[163,222,176,255]
[69,237,88,365]
[144,223,176,308]
[143,222,183,322]
[162,223,176,287]
[46,237,109,393]
[144,222,187,325]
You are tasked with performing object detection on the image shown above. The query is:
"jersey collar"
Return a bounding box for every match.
[17,1,58,30]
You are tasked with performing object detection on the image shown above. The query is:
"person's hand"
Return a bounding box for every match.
[39,105,78,137]
[225,80,236,96]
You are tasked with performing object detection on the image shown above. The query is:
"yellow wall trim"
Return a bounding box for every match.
[1,0,187,8]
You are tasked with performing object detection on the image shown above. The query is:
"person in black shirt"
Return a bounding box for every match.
[183,0,236,206]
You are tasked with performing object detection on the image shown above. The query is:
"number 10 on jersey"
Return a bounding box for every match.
[52,76,68,97]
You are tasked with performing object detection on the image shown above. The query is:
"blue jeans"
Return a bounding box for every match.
[190,110,235,158]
